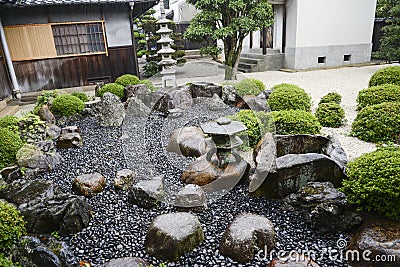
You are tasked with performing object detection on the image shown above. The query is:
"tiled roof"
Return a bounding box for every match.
[0,0,155,6]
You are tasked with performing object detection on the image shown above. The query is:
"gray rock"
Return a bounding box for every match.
[84,98,101,108]
[145,212,204,261]
[114,169,136,191]
[242,95,270,112]
[174,184,207,211]
[220,213,275,263]
[275,134,330,157]
[221,85,238,104]
[98,92,125,127]
[125,84,152,105]
[190,82,222,98]
[0,179,56,205]
[322,135,348,169]
[0,165,22,183]
[258,89,273,100]
[100,257,149,267]
[284,182,362,233]
[167,107,185,118]
[167,126,207,158]
[194,94,227,111]
[57,126,83,149]
[72,172,106,198]
[153,85,193,113]
[38,104,56,125]
[19,193,91,235]
[128,176,165,209]
[46,125,61,140]
[125,97,151,117]
[269,253,320,267]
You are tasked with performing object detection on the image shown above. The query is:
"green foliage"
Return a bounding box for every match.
[368,66,400,87]
[143,61,161,77]
[351,102,400,143]
[33,90,59,114]
[140,79,157,92]
[0,201,26,254]
[18,114,47,143]
[0,254,18,267]
[357,84,400,110]
[200,46,222,60]
[234,78,265,96]
[137,50,149,58]
[0,128,24,169]
[341,146,400,220]
[96,83,125,99]
[315,103,345,128]
[70,92,89,102]
[173,50,186,58]
[115,74,141,87]
[0,116,20,132]
[51,231,61,239]
[272,110,321,135]
[50,94,85,117]
[319,92,342,104]
[268,83,311,111]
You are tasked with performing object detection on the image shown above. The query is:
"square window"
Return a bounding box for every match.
[344,54,351,62]
[318,56,326,64]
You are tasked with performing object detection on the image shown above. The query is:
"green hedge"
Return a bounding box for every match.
[234,78,265,97]
[50,94,85,117]
[368,66,400,87]
[319,92,342,104]
[351,102,400,143]
[70,92,89,102]
[272,110,321,135]
[315,103,345,128]
[115,74,141,87]
[268,83,311,111]
[357,84,400,110]
[0,254,17,267]
[0,201,26,254]
[342,147,400,220]
[96,83,125,99]
[0,116,20,132]
[0,127,24,169]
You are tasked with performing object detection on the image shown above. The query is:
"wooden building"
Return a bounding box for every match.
[0,0,157,99]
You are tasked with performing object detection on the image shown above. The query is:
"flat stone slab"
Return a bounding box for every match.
[174,184,207,211]
[128,176,165,209]
[72,172,106,197]
[100,257,149,267]
[145,212,204,261]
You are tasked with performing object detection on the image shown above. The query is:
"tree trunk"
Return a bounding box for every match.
[224,36,244,80]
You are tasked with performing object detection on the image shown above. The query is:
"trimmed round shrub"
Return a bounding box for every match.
[319,92,342,104]
[0,116,20,132]
[50,94,85,117]
[356,84,400,110]
[268,83,311,111]
[141,79,157,92]
[70,92,89,102]
[0,127,24,169]
[272,110,321,135]
[315,103,345,128]
[368,66,400,87]
[0,201,26,254]
[33,90,59,114]
[0,254,16,267]
[96,83,125,99]
[115,74,140,87]
[234,78,265,96]
[341,147,400,220]
[351,102,400,143]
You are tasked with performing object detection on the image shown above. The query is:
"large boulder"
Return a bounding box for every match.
[98,92,126,127]
[166,126,207,158]
[284,182,362,233]
[190,82,222,98]
[72,172,106,198]
[348,219,400,267]
[153,85,193,113]
[19,193,91,235]
[145,212,204,261]
[242,95,270,112]
[174,184,207,211]
[124,84,151,101]
[125,97,151,117]
[57,126,83,149]
[128,176,165,209]
[38,104,56,125]
[100,257,149,267]
[220,213,275,263]
[194,94,227,111]
[0,179,56,205]
[275,134,330,157]
[114,169,136,191]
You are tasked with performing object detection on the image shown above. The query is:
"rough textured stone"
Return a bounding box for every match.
[128,176,165,209]
[275,134,330,157]
[98,92,126,127]
[322,135,348,169]
[284,182,362,233]
[125,97,151,117]
[194,94,227,111]
[124,84,151,100]
[269,254,320,267]
[57,126,83,149]
[19,193,91,235]
[145,212,204,261]
[181,154,250,188]
[190,82,222,98]
[0,179,56,205]
[72,172,106,197]
[167,126,207,158]
[174,184,207,211]
[221,85,238,104]
[153,85,193,113]
[242,95,270,112]
[0,165,22,183]
[348,219,400,267]
[38,104,56,125]
[46,125,61,140]
[220,213,275,263]
[114,169,136,191]
[101,257,149,267]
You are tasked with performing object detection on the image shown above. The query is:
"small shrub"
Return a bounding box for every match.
[0,128,24,169]
[272,110,321,135]
[315,103,345,128]
[341,146,400,220]
[368,66,400,87]
[0,201,26,254]
[0,254,17,267]
[33,90,59,114]
[143,61,161,77]
[140,79,157,91]
[351,102,400,143]
[50,94,85,117]
[115,74,140,87]
[319,92,342,104]
[234,78,265,97]
[70,92,89,102]
[0,116,20,132]
[356,84,400,110]
[268,83,311,111]
[96,83,125,99]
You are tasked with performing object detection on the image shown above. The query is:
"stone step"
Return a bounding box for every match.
[238,62,255,70]
[0,105,19,117]
[0,99,7,112]
[239,57,264,65]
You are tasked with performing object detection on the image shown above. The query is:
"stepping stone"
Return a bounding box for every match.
[72,172,106,197]
[100,257,149,267]
[128,176,164,209]
[114,169,136,191]
[145,212,204,261]
[174,184,207,211]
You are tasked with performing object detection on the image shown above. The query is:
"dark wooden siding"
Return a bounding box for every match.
[0,43,13,99]
[12,46,137,93]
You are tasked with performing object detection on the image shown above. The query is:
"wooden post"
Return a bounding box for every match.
[250,31,253,49]
[262,27,267,55]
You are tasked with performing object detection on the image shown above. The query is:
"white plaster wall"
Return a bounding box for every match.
[104,6,132,47]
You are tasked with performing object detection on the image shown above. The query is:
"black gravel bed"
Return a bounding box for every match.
[37,112,349,267]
